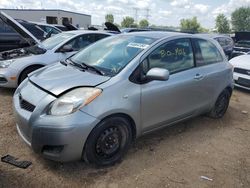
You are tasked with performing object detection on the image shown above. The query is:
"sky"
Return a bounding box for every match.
[1,0,250,28]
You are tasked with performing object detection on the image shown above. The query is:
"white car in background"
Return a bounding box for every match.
[0,12,113,88]
[229,55,250,90]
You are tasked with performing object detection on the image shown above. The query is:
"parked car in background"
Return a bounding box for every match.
[0,30,113,88]
[32,22,62,36]
[230,55,250,90]
[13,32,233,166]
[121,28,152,33]
[196,34,234,59]
[15,19,46,41]
[54,24,76,31]
[232,32,250,58]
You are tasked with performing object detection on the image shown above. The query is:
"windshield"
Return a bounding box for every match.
[235,40,250,48]
[41,33,75,50]
[71,35,156,76]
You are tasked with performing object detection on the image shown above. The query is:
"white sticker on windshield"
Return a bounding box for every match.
[127,42,149,49]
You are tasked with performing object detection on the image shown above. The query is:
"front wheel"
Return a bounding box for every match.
[208,90,231,119]
[84,116,132,166]
[18,65,43,85]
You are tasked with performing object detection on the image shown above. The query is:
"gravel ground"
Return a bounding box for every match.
[0,88,250,188]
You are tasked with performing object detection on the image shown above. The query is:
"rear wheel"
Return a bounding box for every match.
[18,65,43,85]
[84,116,132,166]
[208,89,231,119]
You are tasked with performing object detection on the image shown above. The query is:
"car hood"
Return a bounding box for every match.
[0,11,41,46]
[229,55,250,69]
[29,62,111,96]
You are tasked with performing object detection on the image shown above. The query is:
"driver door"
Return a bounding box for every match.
[141,38,204,132]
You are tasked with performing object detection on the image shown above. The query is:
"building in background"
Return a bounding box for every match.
[0,9,91,29]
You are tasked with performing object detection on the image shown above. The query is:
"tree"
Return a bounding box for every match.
[231,7,250,32]
[121,16,135,28]
[180,17,204,33]
[105,14,114,24]
[139,19,149,28]
[215,14,230,33]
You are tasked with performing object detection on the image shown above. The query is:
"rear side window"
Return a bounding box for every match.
[216,37,226,47]
[146,38,194,74]
[39,25,60,35]
[193,39,223,66]
[225,38,233,46]
[95,34,109,41]
[65,34,97,51]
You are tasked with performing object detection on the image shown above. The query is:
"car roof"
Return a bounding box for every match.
[31,22,58,27]
[63,30,115,35]
[196,33,231,39]
[121,31,189,39]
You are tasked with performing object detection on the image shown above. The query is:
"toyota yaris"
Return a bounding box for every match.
[13,32,234,166]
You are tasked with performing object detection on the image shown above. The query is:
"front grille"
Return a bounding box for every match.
[234,68,250,76]
[0,77,7,83]
[235,77,250,88]
[19,94,36,112]
[233,47,250,53]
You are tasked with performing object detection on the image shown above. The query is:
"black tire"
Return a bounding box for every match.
[18,65,43,85]
[208,89,231,119]
[84,116,132,166]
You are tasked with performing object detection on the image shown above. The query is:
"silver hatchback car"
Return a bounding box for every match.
[13,32,233,166]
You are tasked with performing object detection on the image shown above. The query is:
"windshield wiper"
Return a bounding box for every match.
[68,59,104,75]
[67,59,86,70]
[60,60,67,66]
[80,62,105,76]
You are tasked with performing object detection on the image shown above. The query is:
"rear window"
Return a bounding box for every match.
[194,39,223,66]
[20,22,45,40]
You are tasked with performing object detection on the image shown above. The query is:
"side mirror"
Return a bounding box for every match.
[60,44,73,53]
[146,68,169,81]
[45,29,53,39]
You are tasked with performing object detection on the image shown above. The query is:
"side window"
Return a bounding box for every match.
[216,37,226,47]
[226,38,233,46]
[65,34,96,51]
[0,19,15,33]
[0,19,5,32]
[95,34,109,41]
[146,38,194,74]
[194,39,223,66]
[44,26,60,34]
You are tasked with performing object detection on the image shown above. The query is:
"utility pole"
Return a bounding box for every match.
[145,8,150,20]
[133,7,139,24]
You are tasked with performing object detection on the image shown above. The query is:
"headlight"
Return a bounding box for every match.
[49,87,102,116]
[0,60,15,68]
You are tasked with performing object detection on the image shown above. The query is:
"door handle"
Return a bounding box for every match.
[194,74,204,80]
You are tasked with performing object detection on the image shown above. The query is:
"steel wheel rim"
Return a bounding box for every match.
[95,127,122,159]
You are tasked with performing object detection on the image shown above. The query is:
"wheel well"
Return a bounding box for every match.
[18,64,44,84]
[225,86,233,96]
[101,113,137,141]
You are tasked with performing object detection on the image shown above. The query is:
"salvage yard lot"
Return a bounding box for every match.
[0,88,250,188]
